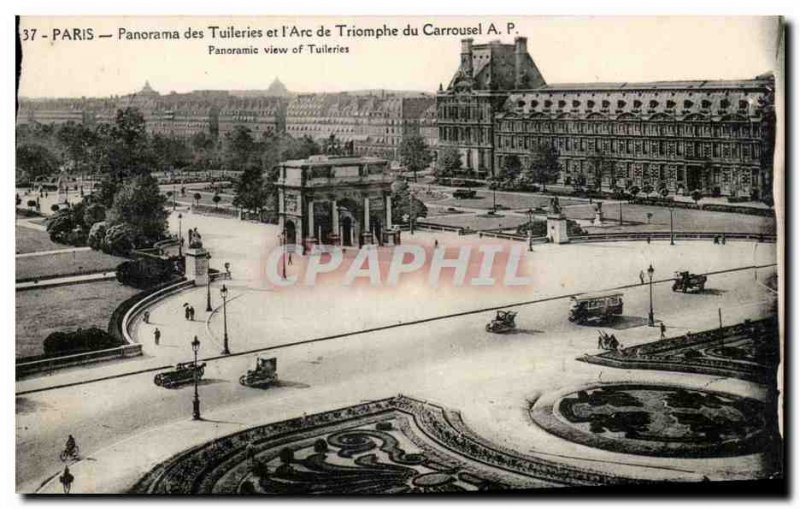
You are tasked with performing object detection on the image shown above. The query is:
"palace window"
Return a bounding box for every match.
[701,99,712,110]
[739,100,749,110]
[649,100,659,109]
[602,100,610,109]
[587,100,595,109]
[572,100,581,108]
[633,100,642,109]
[683,100,693,109]
[531,100,539,108]
[617,100,626,109]
[558,100,566,109]
[720,99,730,109]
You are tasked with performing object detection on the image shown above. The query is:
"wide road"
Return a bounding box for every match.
[16,210,779,492]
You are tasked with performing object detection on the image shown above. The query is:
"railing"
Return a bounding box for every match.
[569,231,776,243]
[16,344,143,378]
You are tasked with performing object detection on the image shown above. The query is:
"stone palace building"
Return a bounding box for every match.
[437,37,776,198]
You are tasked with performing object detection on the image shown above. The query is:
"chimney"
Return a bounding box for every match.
[460,38,474,78]
[514,36,528,89]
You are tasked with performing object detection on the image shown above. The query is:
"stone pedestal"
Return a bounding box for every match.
[185,247,209,285]
[547,214,570,244]
[593,210,604,226]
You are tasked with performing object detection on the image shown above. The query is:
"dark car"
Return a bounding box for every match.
[453,188,477,199]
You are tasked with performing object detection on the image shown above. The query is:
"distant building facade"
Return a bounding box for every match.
[284,93,435,161]
[438,37,776,198]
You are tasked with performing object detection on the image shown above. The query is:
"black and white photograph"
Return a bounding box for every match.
[12,12,785,497]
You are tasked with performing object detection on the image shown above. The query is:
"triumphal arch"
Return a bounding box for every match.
[276,155,398,249]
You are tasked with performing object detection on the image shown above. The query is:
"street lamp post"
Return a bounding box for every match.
[206,253,213,312]
[280,231,287,279]
[647,264,655,327]
[220,284,230,355]
[409,191,415,235]
[191,336,201,420]
[526,208,534,252]
[177,213,183,258]
[669,206,675,246]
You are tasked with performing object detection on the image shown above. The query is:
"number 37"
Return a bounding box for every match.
[21,28,37,41]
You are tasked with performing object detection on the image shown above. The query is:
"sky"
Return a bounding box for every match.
[17,16,780,98]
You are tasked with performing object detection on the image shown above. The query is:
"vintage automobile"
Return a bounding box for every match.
[672,271,707,293]
[239,356,278,388]
[486,310,517,333]
[568,292,624,324]
[452,188,477,199]
[153,361,206,388]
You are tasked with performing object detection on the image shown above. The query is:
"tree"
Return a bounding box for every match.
[435,146,462,179]
[57,122,98,177]
[527,144,560,191]
[212,194,222,208]
[152,133,191,172]
[398,134,432,182]
[690,189,703,205]
[95,108,156,207]
[588,151,611,191]
[224,125,257,171]
[232,164,270,213]
[87,221,107,251]
[103,224,136,256]
[16,143,60,182]
[193,192,202,206]
[106,174,168,246]
[629,186,640,200]
[499,155,522,182]
[390,177,428,224]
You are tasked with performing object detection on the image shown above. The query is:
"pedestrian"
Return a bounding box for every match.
[59,466,74,494]
[224,262,231,279]
[721,234,726,245]
[434,239,439,249]
[143,311,150,324]
[288,252,293,265]
[660,322,666,339]
[154,328,161,346]
[639,270,645,285]
[190,306,195,321]
[184,305,190,321]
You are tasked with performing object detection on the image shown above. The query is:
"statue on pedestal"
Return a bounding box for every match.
[549,196,562,216]
[188,227,203,249]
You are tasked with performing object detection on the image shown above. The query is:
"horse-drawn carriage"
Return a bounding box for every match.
[672,271,707,293]
[239,356,278,388]
[154,361,206,388]
[486,310,517,334]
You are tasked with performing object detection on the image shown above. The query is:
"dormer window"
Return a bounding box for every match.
[531,100,539,108]
[633,100,642,109]
[720,99,730,109]
[738,100,749,110]
[601,100,610,109]
[557,100,566,109]
[701,99,712,109]
[617,100,626,109]
[666,100,676,109]
[544,100,552,108]
[683,100,694,109]
[572,100,580,108]
[517,100,525,108]
[587,100,595,109]
[649,100,658,109]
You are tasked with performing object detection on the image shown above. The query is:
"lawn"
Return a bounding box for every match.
[15,226,63,254]
[16,280,139,359]
[431,190,584,211]
[565,204,776,234]
[16,249,128,281]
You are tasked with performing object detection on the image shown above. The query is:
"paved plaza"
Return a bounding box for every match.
[15,206,779,494]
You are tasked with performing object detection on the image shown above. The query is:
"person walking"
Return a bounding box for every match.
[189,306,195,321]
[184,304,191,321]
[639,270,645,285]
[154,328,161,346]
[660,322,667,339]
[434,239,439,249]
[143,311,150,324]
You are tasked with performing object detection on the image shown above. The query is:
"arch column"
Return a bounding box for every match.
[331,200,339,245]
[385,194,392,229]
